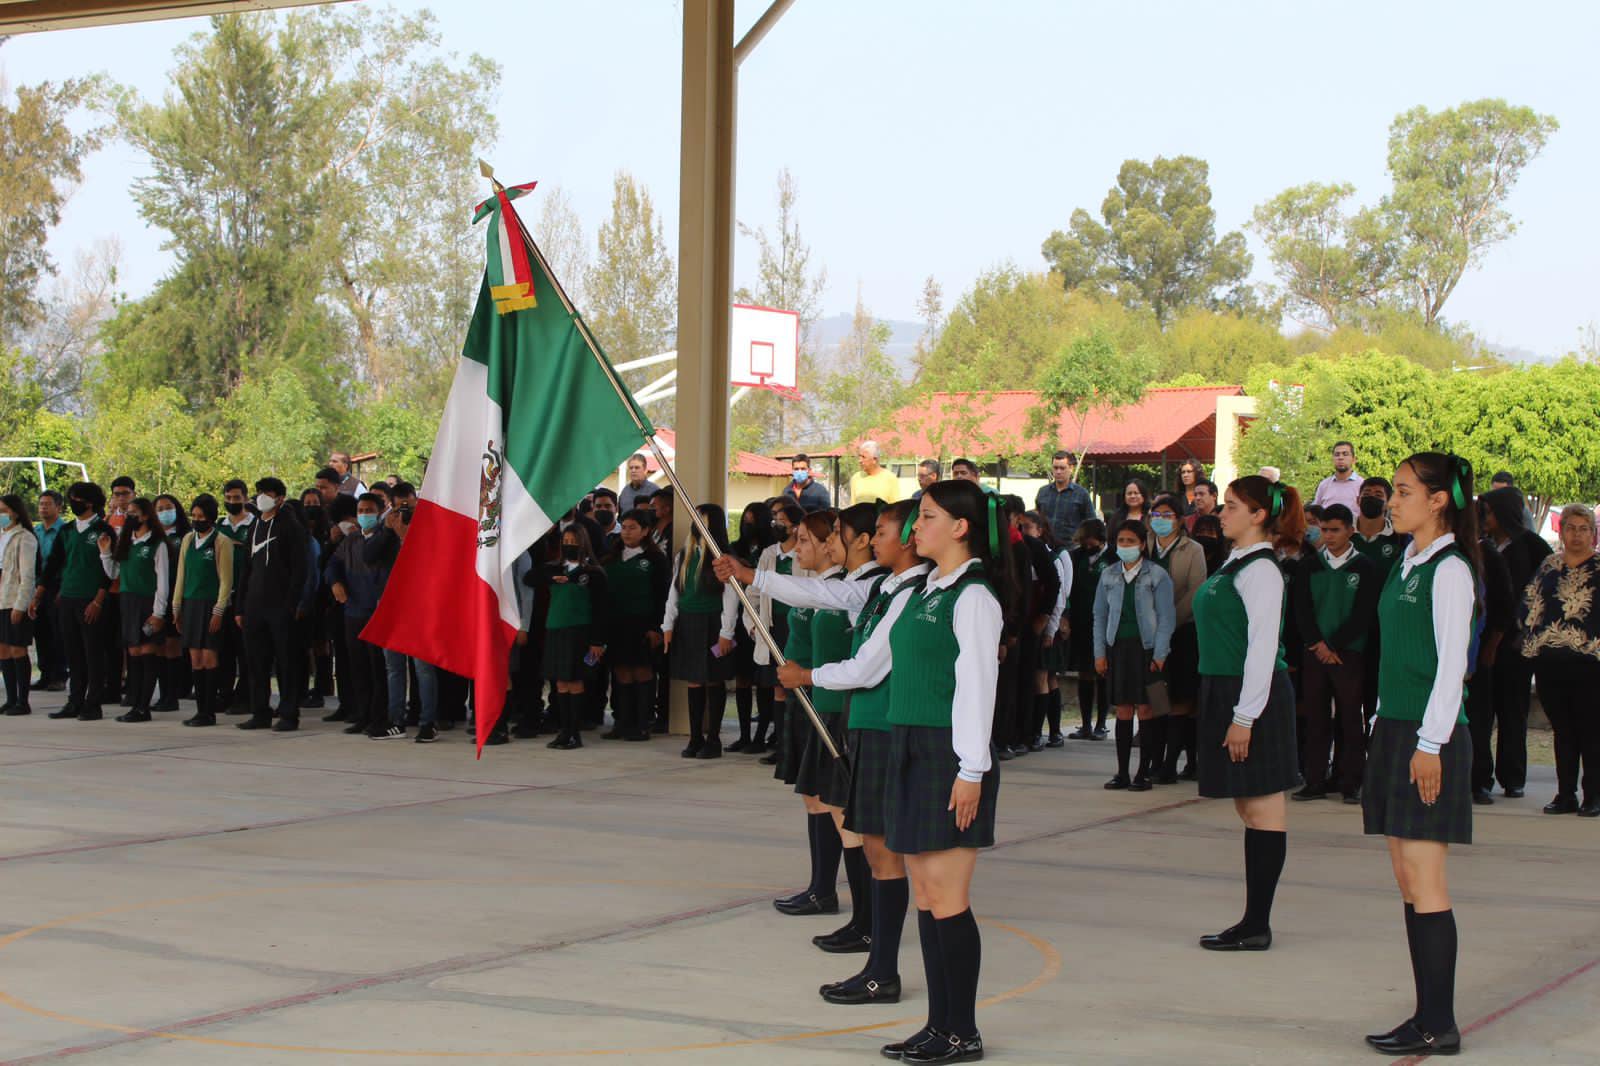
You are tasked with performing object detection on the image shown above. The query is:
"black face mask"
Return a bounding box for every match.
[224,501,244,516]
[740,521,757,540]
[594,509,615,528]
[305,505,323,517]
[561,544,581,562]
[772,523,790,540]
[68,497,89,517]
[192,520,213,534]
[1359,497,1386,520]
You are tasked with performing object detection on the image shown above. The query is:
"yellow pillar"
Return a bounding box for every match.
[671,0,737,734]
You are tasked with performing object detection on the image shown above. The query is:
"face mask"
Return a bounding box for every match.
[792,470,809,484]
[1305,526,1323,545]
[304,505,323,517]
[157,509,177,527]
[772,523,790,540]
[1116,545,1141,564]
[357,514,379,532]
[69,497,90,516]
[256,494,277,514]
[192,520,213,534]
[1359,497,1386,520]
[224,501,244,516]
[0,514,11,530]
[594,509,615,528]
[562,544,581,562]
[1149,516,1175,537]
[339,520,359,535]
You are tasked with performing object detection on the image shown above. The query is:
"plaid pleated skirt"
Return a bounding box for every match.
[542,625,591,681]
[883,724,999,854]
[179,599,221,651]
[669,610,736,684]
[606,614,655,667]
[794,708,846,800]
[1107,636,1151,706]
[842,727,892,836]
[1041,630,1074,673]
[1197,671,1302,798]
[1363,717,1472,845]
[120,593,158,649]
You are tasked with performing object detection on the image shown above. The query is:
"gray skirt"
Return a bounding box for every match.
[670,610,736,684]
[179,599,222,651]
[120,593,160,648]
[1107,635,1151,705]
[1363,717,1472,845]
[542,625,591,682]
[0,608,34,647]
[1197,671,1302,798]
[842,728,893,837]
[883,725,999,854]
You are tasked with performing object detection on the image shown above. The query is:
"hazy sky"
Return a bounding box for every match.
[6,0,1597,356]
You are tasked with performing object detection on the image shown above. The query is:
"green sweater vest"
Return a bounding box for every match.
[182,533,222,602]
[772,553,795,626]
[677,550,723,614]
[1115,579,1140,640]
[1306,556,1370,652]
[846,573,925,733]
[605,553,658,617]
[1376,545,1470,725]
[546,569,594,630]
[119,538,161,598]
[1194,550,1287,676]
[1354,531,1405,585]
[887,569,997,728]
[58,519,111,600]
[809,574,852,714]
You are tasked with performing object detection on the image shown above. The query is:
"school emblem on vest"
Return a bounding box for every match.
[1382,544,1396,557]
[478,440,503,548]
[1401,573,1421,602]
[1347,573,1361,589]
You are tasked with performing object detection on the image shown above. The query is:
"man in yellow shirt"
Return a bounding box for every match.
[848,440,899,505]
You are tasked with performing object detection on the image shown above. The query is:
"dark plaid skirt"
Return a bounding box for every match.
[606,614,656,667]
[0,608,33,647]
[774,693,807,785]
[884,724,999,854]
[1107,636,1151,706]
[1166,623,1200,702]
[842,727,893,836]
[179,598,222,651]
[1197,671,1302,799]
[1363,717,1472,845]
[732,625,756,678]
[754,618,790,687]
[1070,619,1097,673]
[670,610,736,684]
[542,625,591,682]
[1041,629,1074,673]
[120,593,159,649]
[794,708,847,800]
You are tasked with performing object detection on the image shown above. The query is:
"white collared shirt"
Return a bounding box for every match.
[1322,543,1355,571]
[753,558,885,625]
[1388,532,1473,754]
[1121,560,1142,584]
[621,545,645,562]
[1225,542,1284,728]
[661,548,742,638]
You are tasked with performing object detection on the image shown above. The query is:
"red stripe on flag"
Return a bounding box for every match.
[360,500,518,754]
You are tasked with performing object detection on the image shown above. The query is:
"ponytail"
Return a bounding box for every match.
[923,480,1019,620]
[1401,451,1483,579]
[1228,475,1306,554]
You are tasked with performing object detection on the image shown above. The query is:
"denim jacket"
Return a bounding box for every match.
[1091,560,1176,662]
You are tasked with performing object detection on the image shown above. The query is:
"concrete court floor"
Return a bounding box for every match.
[1,692,1595,1066]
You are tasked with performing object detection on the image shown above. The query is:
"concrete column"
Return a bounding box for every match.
[671,0,736,734]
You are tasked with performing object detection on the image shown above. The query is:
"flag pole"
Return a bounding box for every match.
[482,165,847,769]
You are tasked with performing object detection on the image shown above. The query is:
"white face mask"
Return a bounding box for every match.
[256,494,277,514]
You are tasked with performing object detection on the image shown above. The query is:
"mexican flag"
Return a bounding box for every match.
[362,182,652,751]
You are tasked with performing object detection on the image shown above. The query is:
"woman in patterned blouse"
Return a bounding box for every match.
[1521,503,1600,817]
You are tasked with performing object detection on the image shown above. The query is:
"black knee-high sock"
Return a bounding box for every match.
[1241,827,1287,934]
[1096,680,1109,729]
[1404,903,1421,1021]
[315,652,333,697]
[842,845,872,935]
[1046,687,1062,736]
[936,909,982,1038]
[704,683,727,745]
[686,686,706,744]
[1,658,15,706]
[1162,715,1184,774]
[1076,679,1094,731]
[13,656,29,709]
[193,667,210,718]
[1184,715,1198,765]
[734,685,753,742]
[754,686,775,742]
[1413,909,1458,1034]
[867,877,909,982]
[917,909,946,1035]
[1115,718,1133,777]
[814,814,843,897]
[561,691,582,736]
[138,656,160,711]
[1138,717,1168,779]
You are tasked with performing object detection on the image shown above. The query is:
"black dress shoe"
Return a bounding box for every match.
[822,974,901,1004]
[695,742,723,759]
[342,721,367,735]
[901,1030,984,1063]
[1199,924,1271,951]
[1293,784,1330,801]
[1128,777,1153,792]
[680,739,704,759]
[115,709,152,723]
[546,733,583,750]
[236,717,271,730]
[745,738,768,754]
[513,720,542,739]
[483,731,510,746]
[1154,771,1179,785]
[1104,775,1130,790]
[322,709,349,722]
[758,751,779,765]
[1093,725,1109,738]
[4,704,31,716]
[182,713,215,727]
[1579,797,1600,818]
[1471,787,1495,806]
[774,892,839,916]
[1027,737,1045,752]
[48,705,80,720]
[814,930,872,954]
[271,718,298,732]
[1179,763,1198,780]
[726,737,749,752]
[1065,727,1093,740]
[995,748,1013,761]
[1544,794,1580,815]
[1503,787,1525,798]
[881,1028,935,1059]
[1367,1021,1460,1056]
[1045,733,1065,748]
[77,708,103,721]
[1364,1018,1415,1047]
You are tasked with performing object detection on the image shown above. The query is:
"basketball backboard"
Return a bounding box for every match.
[731,304,799,394]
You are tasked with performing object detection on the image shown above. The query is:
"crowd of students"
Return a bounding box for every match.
[2,440,1597,1061]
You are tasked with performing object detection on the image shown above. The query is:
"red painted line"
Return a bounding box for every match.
[1389,955,1600,1065]
[5,890,780,1063]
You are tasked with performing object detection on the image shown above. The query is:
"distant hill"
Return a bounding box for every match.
[1487,342,1559,366]
[809,313,925,377]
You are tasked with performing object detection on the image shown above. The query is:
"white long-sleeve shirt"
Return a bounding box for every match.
[752,559,886,625]
[99,531,172,620]
[808,564,935,694]
[1228,543,1284,728]
[1044,549,1073,639]
[1386,532,1473,755]
[661,553,741,639]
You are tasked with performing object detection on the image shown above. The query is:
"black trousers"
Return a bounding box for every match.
[342,613,387,728]
[1534,659,1600,799]
[1478,648,1532,790]
[34,591,68,683]
[244,606,299,724]
[993,640,1020,749]
[220,607,249,703]
[508,635,545,726]
[58,596,106,711]
[1466,658,1499,792]
[1300,650,1366,792]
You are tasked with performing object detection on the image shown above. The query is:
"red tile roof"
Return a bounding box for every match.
[646,429,792,478]
[870,386,1243,463]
